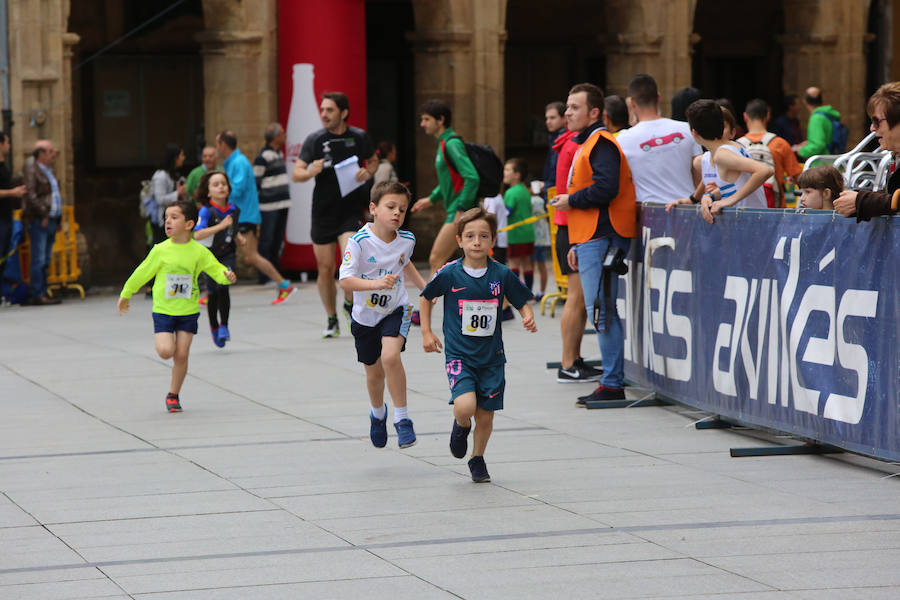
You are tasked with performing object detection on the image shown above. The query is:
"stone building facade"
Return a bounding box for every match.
[4,0,897,281]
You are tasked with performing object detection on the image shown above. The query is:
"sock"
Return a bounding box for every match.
[371,404,386,420]
[393,406,408,423]
[524,271,534,291]
[279,279,290,290]
[344,299,353,311]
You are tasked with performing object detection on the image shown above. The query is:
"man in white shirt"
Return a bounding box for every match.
[616,75,702,205]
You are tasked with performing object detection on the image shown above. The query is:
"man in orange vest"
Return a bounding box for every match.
[553,83,637,406]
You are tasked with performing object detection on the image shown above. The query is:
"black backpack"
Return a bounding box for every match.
[440,135,503,198]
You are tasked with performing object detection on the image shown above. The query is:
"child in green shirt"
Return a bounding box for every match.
[118,200,236,412]
[503,158,535,294]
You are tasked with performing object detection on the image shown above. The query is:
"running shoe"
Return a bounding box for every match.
[501,307,515,321]
[218,324,230,345]
[394,418,417,448]
[342,299,353,326]
[322,316,339,338]
[165,393,182,413]
[198,294,208,307]
[271,285,296,305]
[410,310,421,326]
[370,410,388,448]
[211,327,225,348]
[449,419,471,459]
[467,455,491,483]
[576,384,625,407]
[557,358,602,383]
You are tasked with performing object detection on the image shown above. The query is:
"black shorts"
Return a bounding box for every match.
[350,305,412,366]
[152,312,199,334]
[311,213,363,245]
[554,225,576,275]
[237,222,258,236]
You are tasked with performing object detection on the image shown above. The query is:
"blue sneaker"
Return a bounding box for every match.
[394,418,417,448]
[211,327,225,348]
[370,411,388,448]
[449,419,471,459]
[468,455,491,483]
[218,324,230,344]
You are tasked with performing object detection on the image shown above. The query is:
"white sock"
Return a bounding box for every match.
[371,404,386,420]
[393,406,408,423]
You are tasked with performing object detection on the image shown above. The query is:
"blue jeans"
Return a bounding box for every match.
[576,234,629,389]
[257,207,288,282]
[28,218,58,298]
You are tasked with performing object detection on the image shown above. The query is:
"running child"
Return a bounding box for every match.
[503,158,535,292]
[193,170,239,347]
[420,207,537,483]
[797,165,843,210]
[118,200,236,412]
[339,181,427,449]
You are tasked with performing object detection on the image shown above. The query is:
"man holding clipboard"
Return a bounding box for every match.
[292,92,378,338]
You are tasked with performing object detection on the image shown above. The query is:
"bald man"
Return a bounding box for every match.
[794,86,843,160]
[23,140,62,305]
[185,146,218,203]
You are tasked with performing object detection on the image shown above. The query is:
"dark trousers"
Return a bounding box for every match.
[257,207,288,282]
[28,217,59,299]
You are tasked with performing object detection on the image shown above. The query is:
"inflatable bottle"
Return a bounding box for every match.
[284,64,320,247]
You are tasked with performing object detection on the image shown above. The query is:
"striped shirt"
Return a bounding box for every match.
[253,145,291,211]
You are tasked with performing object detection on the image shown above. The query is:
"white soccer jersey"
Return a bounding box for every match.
[339,223,416,326]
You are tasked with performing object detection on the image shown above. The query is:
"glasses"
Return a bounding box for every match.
[871,115,887,129]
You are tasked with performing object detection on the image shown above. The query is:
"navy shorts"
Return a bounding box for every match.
[152,312,199,334]
[350,305,412,366]
[445,359,506,411]
[532,245,550,263]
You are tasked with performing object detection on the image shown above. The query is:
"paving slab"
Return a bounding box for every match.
[1,282,899,598]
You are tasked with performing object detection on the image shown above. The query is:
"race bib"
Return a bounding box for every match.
[165,273,192,299]
[461,299,497,337]
[364,283,396,314]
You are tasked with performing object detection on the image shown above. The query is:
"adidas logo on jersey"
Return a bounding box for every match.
[368,256,377,263]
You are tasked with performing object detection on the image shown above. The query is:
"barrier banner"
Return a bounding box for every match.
[623,205,899,461]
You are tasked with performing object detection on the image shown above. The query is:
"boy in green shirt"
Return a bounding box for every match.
[118,200,236,412]
[503,158,535,293]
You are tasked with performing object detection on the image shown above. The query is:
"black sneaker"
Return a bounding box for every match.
[322,316,339,338]
[449,419,471,459]
[165,393,182,413]
[501,307,515,321]
[342,299,353,327]
[557,359,603,383]
[370,410,388,448]
[576,385,625,407]
[468,455,491,482]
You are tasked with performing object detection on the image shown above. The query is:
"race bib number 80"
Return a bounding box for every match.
[461,299,497,337]
[165,273,193,299]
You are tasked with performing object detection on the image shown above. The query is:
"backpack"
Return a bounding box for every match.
[440,135,503,198]
[737,132,780,203]
[824,113,849,154]
[139,179,159,225]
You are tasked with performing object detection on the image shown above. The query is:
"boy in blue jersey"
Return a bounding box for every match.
[339,181,427,448]
[420,207,537,482]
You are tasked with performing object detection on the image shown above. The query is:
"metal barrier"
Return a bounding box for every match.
[803,132,892,191]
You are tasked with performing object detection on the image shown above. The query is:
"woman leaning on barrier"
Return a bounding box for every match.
[834,82,900,220]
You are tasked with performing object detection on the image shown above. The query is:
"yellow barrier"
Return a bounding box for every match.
[541,186,568,317]
[12,206,85,299]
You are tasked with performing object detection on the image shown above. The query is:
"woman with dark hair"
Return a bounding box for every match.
[373,140,399,185]
[671,87,701,122]
[834,81,900,219]
[150,143,186,243]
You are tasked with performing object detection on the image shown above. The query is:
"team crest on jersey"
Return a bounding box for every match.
[343,251,351,263]
[399,253,405,265]
[489,280,501,296]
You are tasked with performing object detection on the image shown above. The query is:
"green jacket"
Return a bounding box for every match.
[504,183,534,245]
[429,128,480,213]
[798,105,841,160]
[184,165,207,204]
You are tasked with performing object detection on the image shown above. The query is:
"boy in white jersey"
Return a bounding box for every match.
[339,181,427,448]
[666,100,772,222]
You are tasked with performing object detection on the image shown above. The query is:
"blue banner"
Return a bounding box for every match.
[623,205,899,461]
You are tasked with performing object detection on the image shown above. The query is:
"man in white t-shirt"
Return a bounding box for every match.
[616,74,702,205]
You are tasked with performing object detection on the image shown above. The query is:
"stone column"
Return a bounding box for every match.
[7,0,79,200]
[781,0,873,144]
[601,0,697,115]
[198,0,277,151]
[408,0,507,250]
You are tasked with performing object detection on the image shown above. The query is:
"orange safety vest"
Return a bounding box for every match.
[567,127,637,243]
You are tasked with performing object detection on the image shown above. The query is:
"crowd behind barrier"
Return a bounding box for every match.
[623,203,898,461]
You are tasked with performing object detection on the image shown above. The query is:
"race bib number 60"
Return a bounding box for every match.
[365,281,396,314]
[461,299,497,337]
[165,273,193,299]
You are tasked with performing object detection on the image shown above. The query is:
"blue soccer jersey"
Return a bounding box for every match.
[421,258,532,366]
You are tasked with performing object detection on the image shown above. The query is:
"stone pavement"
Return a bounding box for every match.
[2,281,899,599]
